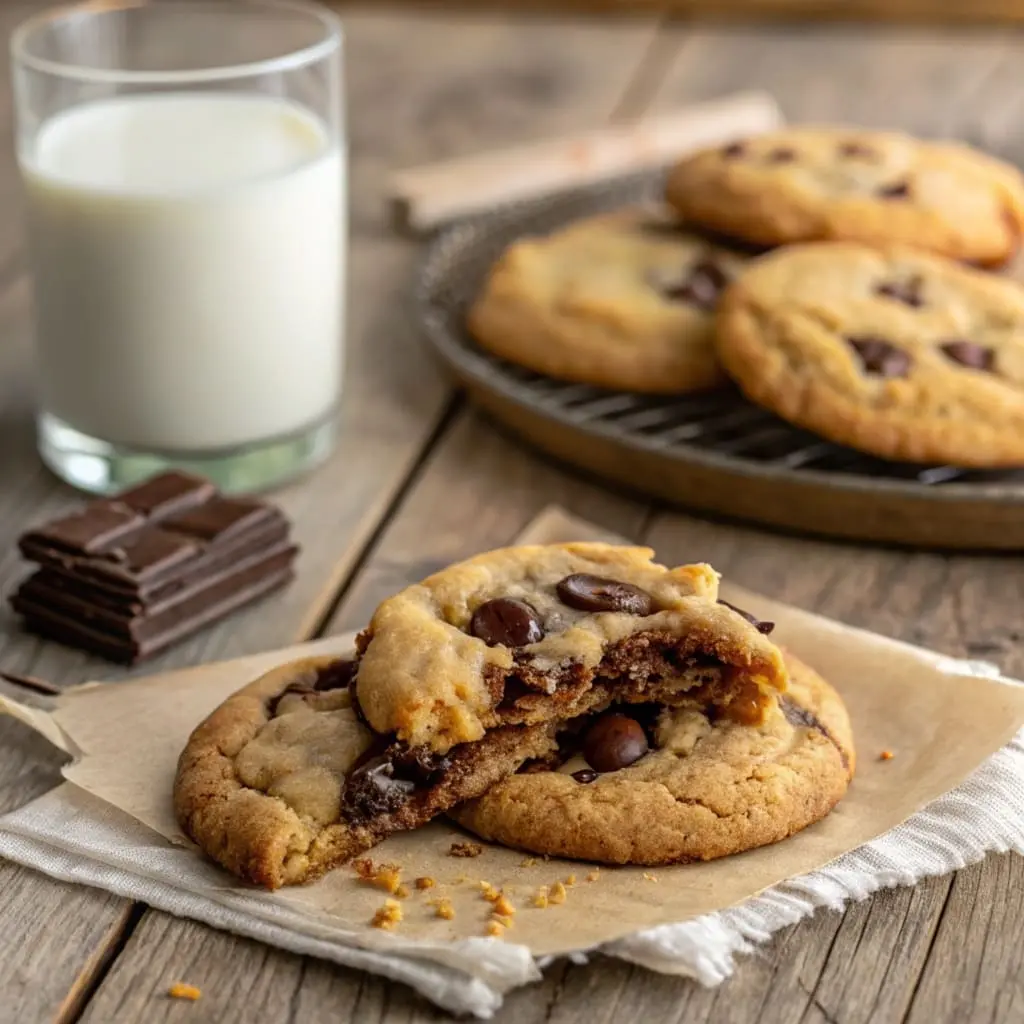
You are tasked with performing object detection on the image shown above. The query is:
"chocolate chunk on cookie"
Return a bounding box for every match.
[666,126,1024,265]
[716,241,1024,466]
[467,206,750,394]
[450,654,855,865]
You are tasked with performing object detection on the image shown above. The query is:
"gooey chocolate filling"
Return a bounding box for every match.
[298,575,782,825]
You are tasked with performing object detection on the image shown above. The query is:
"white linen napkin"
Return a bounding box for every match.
[0,656,1020,1018]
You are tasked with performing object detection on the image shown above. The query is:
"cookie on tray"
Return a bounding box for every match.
[665,127,1024,267]
[176,543,789,887]
[467,206,752,394]
[451,652,854,865]
[715,241,1024,467]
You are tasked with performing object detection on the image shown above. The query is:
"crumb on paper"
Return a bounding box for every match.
[586,869,600,882]
[478,880,500,902]
[643,872,658,883]
[520,857,537,868]
[395,883,411,899]
[564,874,577,887]
[168,983,201,1001]
[455,873,470,884]
[533,886,550,909]
[450,841,484,858]
[486,920,505,938]
[880,749,895,761]
[415,876,436,891]
[353,858,402,894]
[492,913,514,929]
[428,897,455,920]
[371,898,403,930]
[493,893,516,917]
[549,881,567,905]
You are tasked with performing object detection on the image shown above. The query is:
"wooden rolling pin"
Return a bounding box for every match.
[388,90,784,232]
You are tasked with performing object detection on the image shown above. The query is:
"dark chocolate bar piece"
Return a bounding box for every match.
[11,471,299,664]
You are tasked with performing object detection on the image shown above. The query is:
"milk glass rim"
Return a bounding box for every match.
[11,0,342,86]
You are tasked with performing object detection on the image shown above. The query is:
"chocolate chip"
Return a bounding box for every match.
[875,275,924,308]
[780,697,820,731]
[470,598,544,647]
[721,141,746,159]
[766,147,796,164]
[718,599,775,635]
[344,755,417,817]
[846,336,913,378]
[343,742,452,819]
[314,658,357,692]
[839,141,876,159]
[582,714,649,773]
[659,258,730,312]
[878,179,911,199]
[571,768,598,784]
[939,339,995,371]
[556,574,654,615]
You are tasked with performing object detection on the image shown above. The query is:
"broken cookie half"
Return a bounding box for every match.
[175,542,788,888]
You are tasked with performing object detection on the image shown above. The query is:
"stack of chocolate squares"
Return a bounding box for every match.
[11,472,298,664]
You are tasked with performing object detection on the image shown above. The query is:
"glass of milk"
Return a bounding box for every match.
[11,0,345,494]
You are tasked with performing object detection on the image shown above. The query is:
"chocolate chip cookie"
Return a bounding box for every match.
[174,655,561,888]
[666,127,1024,266]
[467,206,750,393]
[176,544,788,887]
[716,241,1024,466]
[450,653,855,865]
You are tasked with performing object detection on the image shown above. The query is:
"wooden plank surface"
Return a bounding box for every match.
[2,8,1024,1024]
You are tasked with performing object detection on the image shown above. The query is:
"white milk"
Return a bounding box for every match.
[20,93,344,452]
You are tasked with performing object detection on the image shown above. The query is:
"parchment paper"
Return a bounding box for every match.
[5,505,1024,960]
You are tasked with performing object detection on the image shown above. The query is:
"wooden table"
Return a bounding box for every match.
[2,5,1023,1022]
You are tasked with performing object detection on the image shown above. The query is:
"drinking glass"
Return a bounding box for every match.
[11,0,346,494]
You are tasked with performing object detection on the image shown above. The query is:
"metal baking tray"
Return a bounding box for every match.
[416,172,1024,549]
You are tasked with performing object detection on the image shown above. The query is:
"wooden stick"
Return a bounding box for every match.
[388,90,784,233]
[0,670,60,696]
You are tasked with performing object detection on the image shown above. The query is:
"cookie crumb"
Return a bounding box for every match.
[168,983,201,1001]
[486,920,505,938]
[533,886,550,909]
[429,897,455,920]
[880,749,895,761]
[520,857,537,868]
[643,872,658,883]
[371,898,403,930]
[564,874,577,887]
[493,893,516,917]
[478,880,500,902]
[586,869,600,882]
[395,883,411,899]
[450,841,484,858]
[415,876,436,890]
[353,859,403,894]
[549,881,567,905]
[492,913,514,929]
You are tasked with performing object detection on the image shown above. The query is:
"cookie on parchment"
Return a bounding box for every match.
[451,653,854,866]
[665,127,1024,267]
[716,242,1024,467]
[176,543,789,887]
[467,206,751,393]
